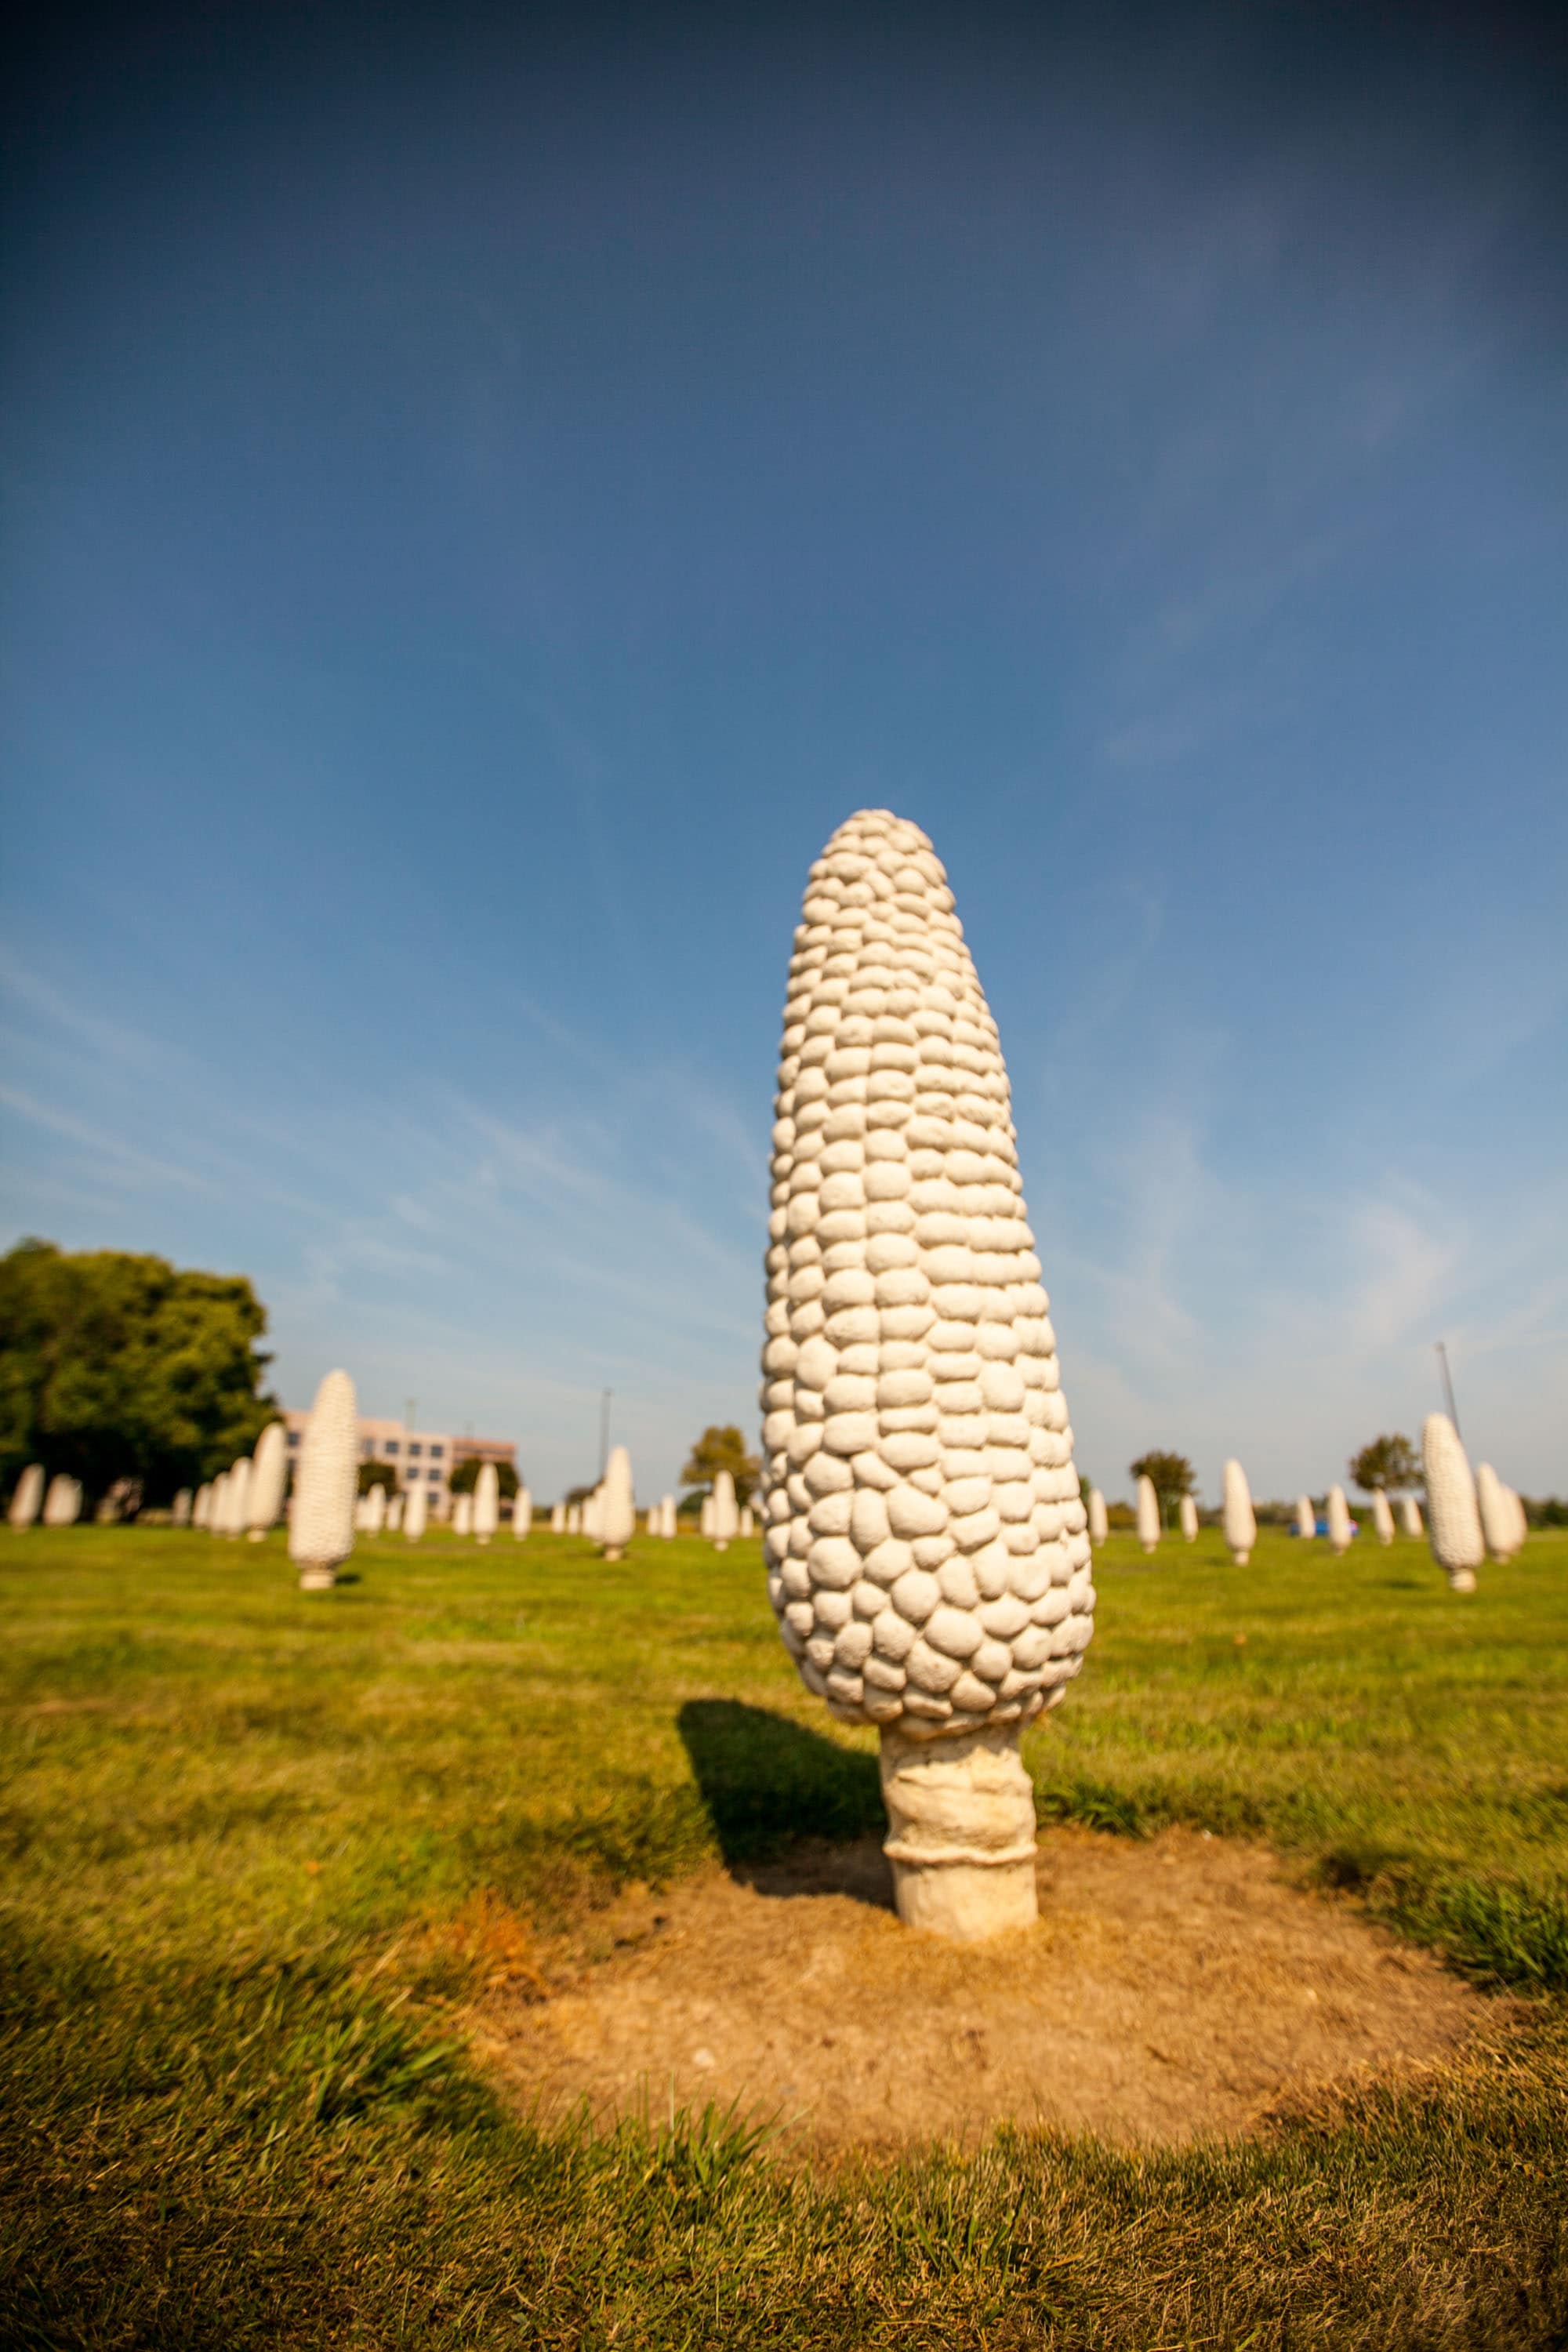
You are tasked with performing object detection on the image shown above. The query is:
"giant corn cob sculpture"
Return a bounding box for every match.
[192,1483,212,1528]
[1087,1486,1108,1546]
[1221,1459,1255,1564]
[405,1481,428,1541]
[1370,1488,1395,1545]
[711,1471,738,1551]
[247,1424,287,1540]
[1422,1413,1481,1591]
[172,1489,192,1526]
[1400,1494,1422,1537]
[208,1472,230,1534]
[1179,1492,1199,1542]
[512,1486,532,1540]
[43,1474,82,1526]
[289,1370,358,1590]
[8,1465,43,1528]
[365,1480,387,1535]
[453,1493,474,1537]
[1295,1494,1315,1539]
[1326,1484,1352,1555]
[1475,1463,1519,1560]
[473,1462,499,1545]
[601,1446,635,1559]
[1135,1475,1160,1555]
[762,809,1094,1941]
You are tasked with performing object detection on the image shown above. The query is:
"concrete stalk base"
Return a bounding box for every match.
[1447,1567,1478,1593]
[247,1529,265,1542]
[879,1720,1039,1942]
[298,1565,336,1591]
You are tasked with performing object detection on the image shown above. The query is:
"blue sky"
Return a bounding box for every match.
[4,3,1565,1501]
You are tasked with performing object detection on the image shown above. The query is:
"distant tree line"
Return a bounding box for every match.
[0,1238,274,1510]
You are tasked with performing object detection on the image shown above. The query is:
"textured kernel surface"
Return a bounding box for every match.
[763,810,1094,1733]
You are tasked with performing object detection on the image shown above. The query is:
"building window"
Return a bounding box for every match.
[361,1440,373,1458]
[287,1431,299,1447]
[428,1467,441,1482]
[383,1440,400,1456]
[430,1444,444,1460]
[408,1442,422,1458]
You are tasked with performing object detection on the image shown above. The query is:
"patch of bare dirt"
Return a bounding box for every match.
[472,1828,1495,2151]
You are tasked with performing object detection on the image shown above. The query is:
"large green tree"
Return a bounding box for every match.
[681,1424,760,1507]
[0,1238,274,1507]
[1348,1434,1420,1495]
[1129,1450,1196,1526]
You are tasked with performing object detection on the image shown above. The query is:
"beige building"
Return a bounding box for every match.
[283,1413,514,1519]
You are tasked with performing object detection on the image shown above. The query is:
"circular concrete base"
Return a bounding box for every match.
[297,1566,336,1591]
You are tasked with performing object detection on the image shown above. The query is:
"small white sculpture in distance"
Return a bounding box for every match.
[43,1472,82,1526]
[1370,1489,1395,1546]
[1221,1459,1256,1565]
[473,1462,499,1545]
[1422,1413,1483,1592]
[739,1502,754,1540]
[289,1368,358,1592]
[1400,1494,1423,1538]
[404,1482,428,1541]
[550,1501,564,1534]
[583,1487,603,1542]
[1087,1486,1108,1546]
[1136,1474,1160,1555]
[1295,1494,1316,1540]
[192,1483,212,1529]
[565,1503,580,1535]
[600,1445,636,1559]
[207,1471,229,1534]
[452,1493,474,1537]
[711,1470,738,1552]
[1508,1489,1529,1553]
[1475,1464,1519,1561]
[512,1486,532,1540]
[172,1488,192,1526]
[226,1461,253,1536]
[699,1494,714,1539]
[9,1465,44,1528]
[1179,1492,1199,1543]
[387,1494,404,1531]
[247,1423,287,1541]
[1325,1485,1352,1555]
[660,1494,677,1537]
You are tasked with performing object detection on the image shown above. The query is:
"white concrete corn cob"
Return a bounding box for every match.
[208,1472,230,1534]
[42,1472,81,1526]
[365,1480,387,1534]
[660,1494,677,1537]
[601,1445,635,1558]
[1326,1484,1352,1555]
[1400,1494,1423,1538]
[739,1503,754,1540]
[550,1502,564,1534]
[1087,1486,1108,1546]
[1221,1459,1255,1564]
[247,1424,287,1539]
[1422,1413,1482,1591]
[192,1483,212,1528]
[1295,1494,1316,1539]
[699,1494,714,1538]
[9,1465,43,1528]
[405,1482,428,1541]
[762,808,1093,1940]
[1179,1492,1199,1542]
[474,1462,499,1544]
[1370,1489,1395,1545]
[711,1472,738,1548]
[1136,1475,1160,1554]
[1475,1463,1518,1560]
[453,1493,474,1537]
[512,1486,532,1539]
[288,1369,358,1589]
[172,1488,192,1526]
[387,1494,404,1531]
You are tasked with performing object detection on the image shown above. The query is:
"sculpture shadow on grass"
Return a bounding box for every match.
[677,1699,893,1909]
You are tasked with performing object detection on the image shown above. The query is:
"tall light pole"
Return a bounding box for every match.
[1436,1341,1460,1436]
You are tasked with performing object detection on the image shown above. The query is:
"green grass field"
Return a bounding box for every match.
[4,1522,1566,2348]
